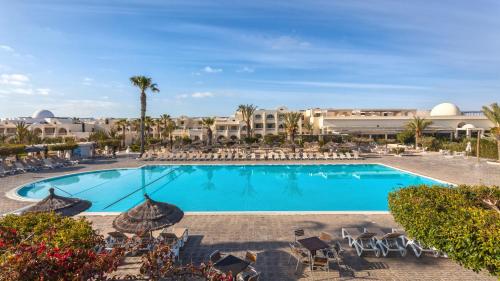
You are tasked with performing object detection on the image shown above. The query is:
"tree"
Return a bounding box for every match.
[159,114,171,141]
[163,120,176,150]
[238,104,257,138]
[130,76,160,156]
[14,122,30,144]
[202,117,215,146]
[389,185,500,276]
[144,116,154,139]
[303,121,314,135]
[283,112,303,152]
[406,117,432,149]
[482,103,500,162]
[114,118,128,148]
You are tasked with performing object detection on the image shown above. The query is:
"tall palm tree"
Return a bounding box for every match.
[303,122,314,135]
[163,119,176,150]
[482,103,500,161]
[283,112,303,152]
[114,119,128,148]
[130,76,160,155]
[406,117,432,149]
[238,104,257,138]
[159,114,171,141]
[202,117,215,146]
[14,121,30,144]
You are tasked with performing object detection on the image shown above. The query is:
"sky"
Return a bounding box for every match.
[0,0,499,118]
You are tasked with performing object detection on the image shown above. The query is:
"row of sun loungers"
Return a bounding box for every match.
[0,157,78,177]
[141,151,363,161]
[341,227,443,258]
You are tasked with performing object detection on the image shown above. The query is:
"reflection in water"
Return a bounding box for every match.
[52,176,80,185]
[282,171,302,197]
[98,170,121,180]
[239,167,256,197]
[203,169,216,190]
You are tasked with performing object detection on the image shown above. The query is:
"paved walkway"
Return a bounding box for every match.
[0,154,498,280]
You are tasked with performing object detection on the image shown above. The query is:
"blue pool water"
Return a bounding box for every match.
[17,164,446,212]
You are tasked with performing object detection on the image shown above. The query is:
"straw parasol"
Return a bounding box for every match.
[112,194,184,234]
[23,187,91,216]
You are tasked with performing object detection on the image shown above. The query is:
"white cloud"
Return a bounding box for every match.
[12,88,33,95]
[36,88,51,96]
[191,92,214,98]
[202,66,222,73]
[237,66,255,73]
[0,73,30,86]
[82,77,94,86]
[0,45,14,52]
[176,92,215,99]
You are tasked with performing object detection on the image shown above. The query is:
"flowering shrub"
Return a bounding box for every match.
[0,213,123,281]
[139,245,233,281]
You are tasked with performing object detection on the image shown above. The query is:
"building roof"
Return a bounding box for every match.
[430,103,461,116]
[32,109,55,119]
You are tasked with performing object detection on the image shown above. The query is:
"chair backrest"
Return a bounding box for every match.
[245,251,257,263]
[294,228,305,241]
[209,250,222,263]
[319,231,333,242]
[248,272,261,281]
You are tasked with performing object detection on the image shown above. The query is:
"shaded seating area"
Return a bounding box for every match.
[209,250,261,281]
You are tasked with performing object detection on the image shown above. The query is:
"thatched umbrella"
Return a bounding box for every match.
[23,187,91,216]
[112,194,184,235]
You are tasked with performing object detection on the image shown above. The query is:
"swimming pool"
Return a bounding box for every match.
[15,164,447,213]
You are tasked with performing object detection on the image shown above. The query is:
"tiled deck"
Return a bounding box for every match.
[1,154,498,280]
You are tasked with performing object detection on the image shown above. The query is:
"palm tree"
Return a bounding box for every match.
[238,104,257,138]
[130,76,160,155]
[14,121,30,144]
[482,103,500,161]
[163,119,176,150]
[159,114,171,141]
[114,119,128,148]
[303,122,314,135]
[406,117,432,149]
[202,117,215,146]
[144,116,154,139]
[283,112,303,152]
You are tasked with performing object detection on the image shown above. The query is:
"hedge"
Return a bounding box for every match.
[0,145,26,157]
[388,185,500,276]
[48,143,78,151]
[441,138,498,159]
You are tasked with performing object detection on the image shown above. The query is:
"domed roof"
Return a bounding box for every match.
[461,123,476,129]
[32,109,55,119]
[430,103,461,116]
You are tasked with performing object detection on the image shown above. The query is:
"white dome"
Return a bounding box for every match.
[461,124,476,129]
[32,109,55,119]
[430,103,461,116]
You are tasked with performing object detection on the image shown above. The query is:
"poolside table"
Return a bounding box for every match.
[298,236,330,270]
[213,254,250,279]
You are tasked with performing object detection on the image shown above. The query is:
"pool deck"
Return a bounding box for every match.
[1,154,498,280]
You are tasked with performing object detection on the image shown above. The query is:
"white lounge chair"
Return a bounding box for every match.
[251,153,257,161]
[373,231,407,257]
[345,152,353,160]
[280,153,287,160]
[338,153,346,160]
[391,229,440,258]
[341,228,381,257]
[353,151,361,160]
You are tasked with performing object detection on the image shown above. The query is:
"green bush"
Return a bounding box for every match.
[264,134,285,145]
[388,185,500,276]
[48,143,78,151]
[391,147,405,155]
[396,130,415,145]
[0,144,26,157]
[441,138,498,159]
[420,136,441,151]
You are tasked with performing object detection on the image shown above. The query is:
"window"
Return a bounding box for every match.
[314,113,321,117]
[266,123,275,129]
[266,114,274,119]
[230,126,238,131]
[254,114,262,119]
[255,123,263,129]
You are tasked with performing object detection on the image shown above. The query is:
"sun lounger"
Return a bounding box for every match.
[353,151,361,160]
[280,153,287,160]
[42,158,57,169]
[338,153,346,160]
[345,152,353,160]
[372,230,407,257]
[341,228,381,257]
[323,152,331,160]
[259,153,266,161]
[391,229,440,258]
[315,152,324,160]
[14,161,27,173]
[302,153,309,160]
[251,153,257,160]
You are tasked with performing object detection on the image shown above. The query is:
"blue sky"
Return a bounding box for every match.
[0,0,499,118]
